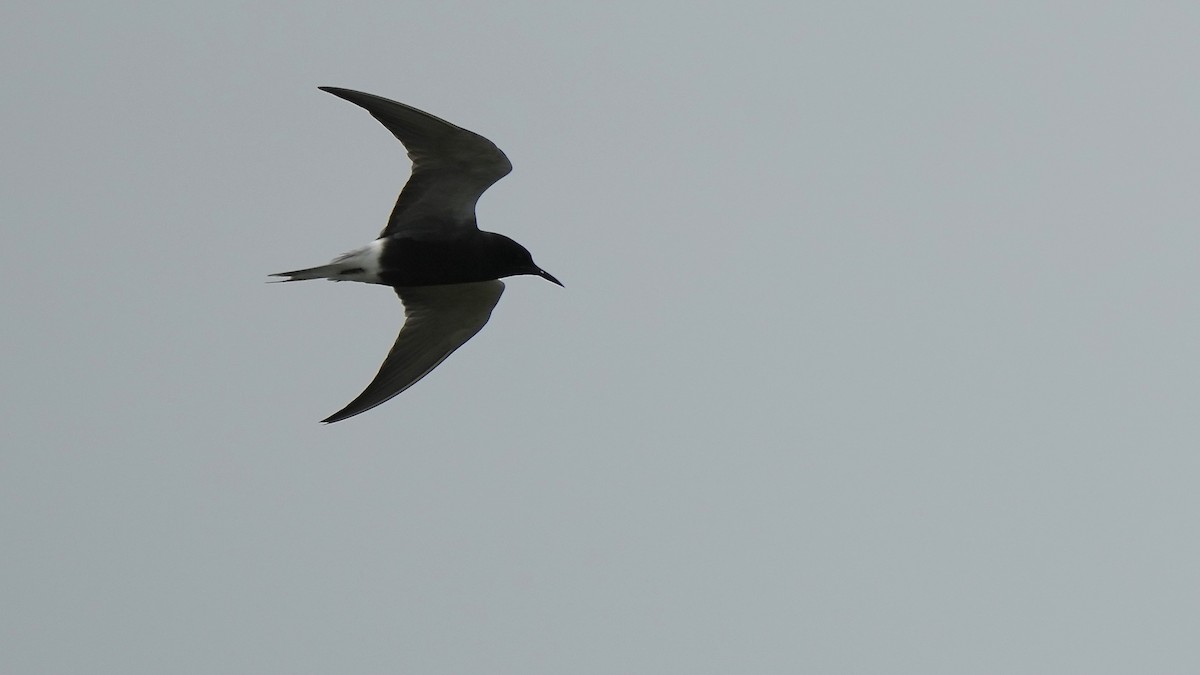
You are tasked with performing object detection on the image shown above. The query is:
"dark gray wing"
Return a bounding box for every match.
[321,281,505,423]
[319,87,512,237]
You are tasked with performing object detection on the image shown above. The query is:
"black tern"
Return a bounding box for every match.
[273,87,561,424]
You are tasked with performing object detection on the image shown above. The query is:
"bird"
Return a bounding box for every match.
[272,87,561,423]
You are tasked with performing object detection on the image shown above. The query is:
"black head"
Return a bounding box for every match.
[486,233,563,286]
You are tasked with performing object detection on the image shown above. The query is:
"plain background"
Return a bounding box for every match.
[3,2,1198,673]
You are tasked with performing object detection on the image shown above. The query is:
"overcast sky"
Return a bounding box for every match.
[3,2,1199,673]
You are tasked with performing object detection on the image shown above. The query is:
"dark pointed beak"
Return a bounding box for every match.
[536,268,564,287]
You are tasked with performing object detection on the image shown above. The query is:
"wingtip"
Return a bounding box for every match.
[319,410,347,424]
[320,404,363,424]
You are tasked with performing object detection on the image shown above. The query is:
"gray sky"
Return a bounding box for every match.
[3,1,1199,673]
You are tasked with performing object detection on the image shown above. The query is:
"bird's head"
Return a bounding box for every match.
[488,233,563,287]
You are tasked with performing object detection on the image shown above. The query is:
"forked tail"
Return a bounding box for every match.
[268,263,352,282]
[270,241,384,284]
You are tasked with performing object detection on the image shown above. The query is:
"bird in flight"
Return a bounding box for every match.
[272,87,561,423]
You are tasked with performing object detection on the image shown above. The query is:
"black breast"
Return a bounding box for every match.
[378,234,509,286]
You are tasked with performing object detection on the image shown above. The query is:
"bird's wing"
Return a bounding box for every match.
[321,281,505,423]
[319,87,513,237]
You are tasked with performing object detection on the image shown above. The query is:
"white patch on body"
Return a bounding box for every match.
[329,238,387,284]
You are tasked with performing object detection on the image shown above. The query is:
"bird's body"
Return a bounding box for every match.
[279,229,540,287]
[273,87,560,423]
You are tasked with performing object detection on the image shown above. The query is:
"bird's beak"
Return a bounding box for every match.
[537,268,564,287]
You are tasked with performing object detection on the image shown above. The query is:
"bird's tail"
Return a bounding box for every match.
[270,241,383,284]
[268,262,348,282]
